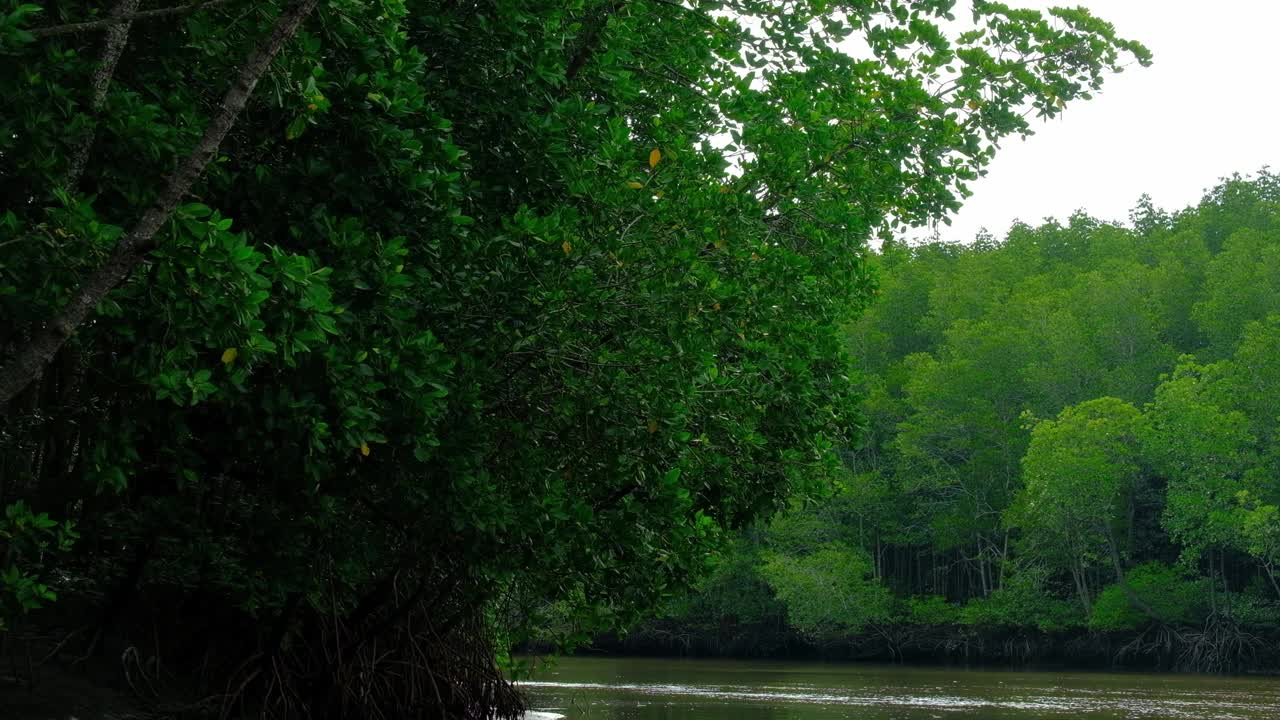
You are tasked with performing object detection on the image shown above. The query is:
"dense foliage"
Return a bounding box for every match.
[632,174,1280,672]
[0,0,1144,714]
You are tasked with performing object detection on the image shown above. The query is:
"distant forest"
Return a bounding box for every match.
[602,172,1280,673]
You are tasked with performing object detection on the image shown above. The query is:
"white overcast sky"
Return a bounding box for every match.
[910,0,1280,244]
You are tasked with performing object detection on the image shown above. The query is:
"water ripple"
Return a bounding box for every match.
[517,678,1280,719]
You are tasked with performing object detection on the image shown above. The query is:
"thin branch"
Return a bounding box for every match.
[65,0,142,190]
[0,0,320,409]
[562,0,626,88]
[31,0,232,39]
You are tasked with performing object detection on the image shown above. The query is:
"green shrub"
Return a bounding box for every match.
[0,501,77,632]
[761,544,892,636]
[1222,590,1280,628]
[1089,562,1208,631]
[961,571,1084,632]
[901,595,962,626]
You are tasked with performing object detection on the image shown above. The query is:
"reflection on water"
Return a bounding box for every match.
[518,656,1280,719]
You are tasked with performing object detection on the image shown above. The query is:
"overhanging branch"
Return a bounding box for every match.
[31,0,232,39]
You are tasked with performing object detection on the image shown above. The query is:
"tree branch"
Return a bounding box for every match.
[0,0,320,409]
[562,0,625,87]
[31,0,232,39]
[65,0,142,190]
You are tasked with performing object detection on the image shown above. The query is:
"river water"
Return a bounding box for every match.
[518,656,1280,719]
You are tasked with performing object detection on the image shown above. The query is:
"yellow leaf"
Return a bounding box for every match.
[626,181,644,189]
[751,252,762,261]
[360,442,370,457]
[307,103,318,111]
[714,239,727,250]
[647,419,659,434]
[562,241,572,255]
[221,348,238,365]
[649,148,662,168]
[967,99,981,110]
[712,302,721,311]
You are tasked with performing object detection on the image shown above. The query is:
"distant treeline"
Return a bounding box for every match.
[606,172,1280,673]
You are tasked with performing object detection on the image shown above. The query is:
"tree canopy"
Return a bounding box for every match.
[633,173,1280,672]
[1,0,1148,714]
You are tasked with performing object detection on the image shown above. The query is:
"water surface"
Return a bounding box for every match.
[518,656,1280,719]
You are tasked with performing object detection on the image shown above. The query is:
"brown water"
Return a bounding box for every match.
[518,656,1280,719]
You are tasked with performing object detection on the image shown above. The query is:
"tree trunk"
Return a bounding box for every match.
[1207,547,1218,614]
[1071,561,1092,615]
[1105,532,1160,622]
[1263,561,1280,601]
[65,0,142,190]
